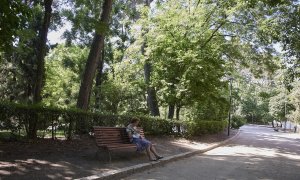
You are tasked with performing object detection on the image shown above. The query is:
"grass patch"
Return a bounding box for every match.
[0,129,66,140]
[38,130,66,138]
[0,130,26,141]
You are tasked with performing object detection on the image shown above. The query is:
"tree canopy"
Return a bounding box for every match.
[1,0,300,138]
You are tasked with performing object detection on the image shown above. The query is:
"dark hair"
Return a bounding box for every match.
[131,117,140,123]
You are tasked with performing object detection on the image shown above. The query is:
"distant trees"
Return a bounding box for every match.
[43,45,88,108]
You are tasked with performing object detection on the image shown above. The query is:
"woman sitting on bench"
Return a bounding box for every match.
[126,117,163,161]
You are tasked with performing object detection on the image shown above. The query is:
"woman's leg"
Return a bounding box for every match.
[146,145,155,160]
[140,139,162,160]
[149,143,161,158]
[139,139,155,160]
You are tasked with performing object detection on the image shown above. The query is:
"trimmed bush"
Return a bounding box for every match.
[185,120,228,137]
[231,115,246,129]
[0,101,176,139]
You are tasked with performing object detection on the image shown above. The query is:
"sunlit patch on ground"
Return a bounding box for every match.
[205,145,278,157]
[170,140,216,150]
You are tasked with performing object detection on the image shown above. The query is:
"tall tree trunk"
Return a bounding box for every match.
[142,0,159,116]
[33,0,53,103]
[144,61,160,116]
[168,104,175,119]
[94,45,105,110]
[77,0,113,110]
[29,0,52,140]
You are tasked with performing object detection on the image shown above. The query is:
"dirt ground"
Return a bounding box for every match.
[0,129,237,180]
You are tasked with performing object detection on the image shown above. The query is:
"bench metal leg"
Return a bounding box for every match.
[96,149,112,163]
[108,150,111,163]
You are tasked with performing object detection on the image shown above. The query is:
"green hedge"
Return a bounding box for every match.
[185,120,228,136]
[0,101,228,139]
[0,101,176,139]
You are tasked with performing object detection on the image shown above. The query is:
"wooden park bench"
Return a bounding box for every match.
[93,126,145,162]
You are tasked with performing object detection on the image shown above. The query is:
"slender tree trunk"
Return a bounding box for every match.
[94,45,105,110]
[176,106,180,120]
[168,104,175,119]
[77,0,113,110]
[26,80,33,103]
[176,106,181,133]
[29,0,52,140]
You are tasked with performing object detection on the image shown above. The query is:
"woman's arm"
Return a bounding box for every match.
[126,126,133,140]
[128,131,133,139]
[134,127,140,133]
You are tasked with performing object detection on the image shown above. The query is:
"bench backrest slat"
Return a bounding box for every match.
[93,126,145,147]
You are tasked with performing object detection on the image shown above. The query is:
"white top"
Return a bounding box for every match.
[126,124,141,139]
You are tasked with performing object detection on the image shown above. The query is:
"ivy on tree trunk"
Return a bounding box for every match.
[33,0,53,103]
[29,0,53,140]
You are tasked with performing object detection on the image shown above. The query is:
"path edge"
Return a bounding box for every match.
[76,130,241,180]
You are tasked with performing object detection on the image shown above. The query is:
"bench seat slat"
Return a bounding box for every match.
[96,138,128,140]
[96,141,130,145]
[103,144,135,147]
[95,138,129,140]
[108,146,136,150]
[98,144,135,147]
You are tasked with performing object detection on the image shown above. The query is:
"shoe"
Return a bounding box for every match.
[156,156,163,160]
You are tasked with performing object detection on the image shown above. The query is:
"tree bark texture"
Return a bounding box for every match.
[176,106,180,120]
[142,0,160,116]
[94,46,105,110]
[176,106,181,133]
[29,0,52,140]
[144,62,160,116]
[33,0,52,103]
[77,0,113,110]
